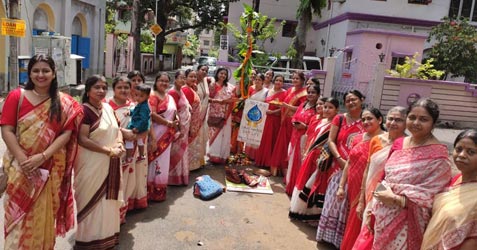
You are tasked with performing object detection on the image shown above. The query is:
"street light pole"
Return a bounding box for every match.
[154,0,158,72]
[8,0,20,91]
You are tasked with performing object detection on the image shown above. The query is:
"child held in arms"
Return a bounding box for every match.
[125,84,151,162]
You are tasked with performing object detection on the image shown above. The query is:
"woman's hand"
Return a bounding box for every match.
[337,158,347,169]
[20,153,46,177]
[336,186,345,200]
[292,122,307,130]
[365,210,374,233]
[356,201,365,220]
[373,185,398,207]
[109,145,125,158]
[121,128,136,141]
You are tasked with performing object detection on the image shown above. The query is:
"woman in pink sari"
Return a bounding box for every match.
[421,129,477,250]
[147,73,178,201]
[289,97,337,223]
[351,106,407,250]
[1,54,82,249]
[335,108,385,250]
[168,70,191,185]
[371,98,452,250]
[75,75,125,249]
[207,68,237,164]
[285,83,320,195]
[317,90,366,248]
[255,75,286,167]
[270,71,307,176]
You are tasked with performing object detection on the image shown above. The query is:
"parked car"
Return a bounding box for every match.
[256,56,323,83]
[195,56,217,76]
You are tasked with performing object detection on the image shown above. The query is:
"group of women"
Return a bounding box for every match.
[285,86,477,249]
[1,54,476,250]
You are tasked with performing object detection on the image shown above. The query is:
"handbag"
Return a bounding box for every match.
[207,116,226,128]
[0,89,25,197]
[317,115,343,172]
[193,175,225,200]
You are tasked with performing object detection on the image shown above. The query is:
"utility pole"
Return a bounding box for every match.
[8,0,20,91]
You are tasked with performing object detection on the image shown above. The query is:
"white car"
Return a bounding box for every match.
[195,56,217,76]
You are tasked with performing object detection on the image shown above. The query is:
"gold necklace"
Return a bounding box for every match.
[32,89,48,97]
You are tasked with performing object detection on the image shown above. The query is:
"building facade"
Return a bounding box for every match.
[0,0,106,93]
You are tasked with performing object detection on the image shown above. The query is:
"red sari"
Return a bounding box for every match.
[270,86,307,175]
[341,134,371,250]
[285,102,316,195]
[254,89,286,167]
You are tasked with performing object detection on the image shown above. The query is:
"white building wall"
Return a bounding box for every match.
[320,0,450,22]
[228,0,319,57]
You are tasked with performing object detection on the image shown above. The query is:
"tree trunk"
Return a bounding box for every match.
[156,0,168,71]
[292,6,311,69]
[131,0,141,70]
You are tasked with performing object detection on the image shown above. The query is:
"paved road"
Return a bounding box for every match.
[0,125,463,249]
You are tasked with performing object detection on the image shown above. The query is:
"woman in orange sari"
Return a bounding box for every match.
[352,106,407,250]
[168,70,191,185]
[182,69,202,171]
[75,75,125,249]
[270,71,308,176]
[255,75,286,167]
[1,54,83,249]
[207,68,237,164]
[148,72,178,201]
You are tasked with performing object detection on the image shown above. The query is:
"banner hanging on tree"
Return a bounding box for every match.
[237,99,269,145]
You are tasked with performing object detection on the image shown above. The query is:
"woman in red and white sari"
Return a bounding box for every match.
[168,70,191,185]
[108,73,149,223]
[207,68,238,164]
[183,69,202,171]
[75,75,125,249]
[244,73,268,160]
[195,65,213,169]
[285,83,320,195]
[1,54,83,249]
[147,73,178,201]
[371,98,452,250]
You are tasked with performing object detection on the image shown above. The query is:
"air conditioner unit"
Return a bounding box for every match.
[332,0,346,3]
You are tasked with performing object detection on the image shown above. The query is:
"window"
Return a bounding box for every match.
[408,0,431,4]
[449,0,477,21]
[203,40,210,46]
[344,51,353,70]
[282,22,297,38]
[391,57,406,70]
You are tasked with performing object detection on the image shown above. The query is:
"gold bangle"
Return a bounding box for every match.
[41,152,48,161]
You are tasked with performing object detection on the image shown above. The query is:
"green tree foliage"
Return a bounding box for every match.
[182,34,200,57]
[291,0,326,68]
[387,53,445,80]
[222,4,284,65]
[427,17,477,82]
[107,0,231,70]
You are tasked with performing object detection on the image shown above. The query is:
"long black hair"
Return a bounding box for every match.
[82,75,107,103]
[25,54,61,122]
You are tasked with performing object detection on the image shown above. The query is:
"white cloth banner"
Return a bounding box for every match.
[237,99,269,145]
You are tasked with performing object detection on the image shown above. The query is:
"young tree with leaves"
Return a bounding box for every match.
[427,17,477,82]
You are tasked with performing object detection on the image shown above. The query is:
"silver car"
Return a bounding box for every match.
[195,56,217,76]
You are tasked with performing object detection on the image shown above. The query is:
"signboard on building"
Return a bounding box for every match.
[220,35,228,50]
[1,18,26,37]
